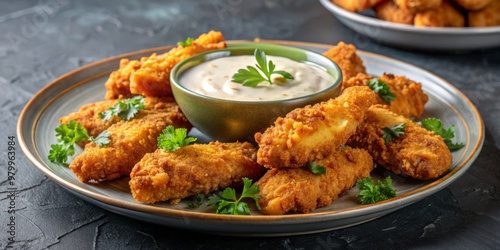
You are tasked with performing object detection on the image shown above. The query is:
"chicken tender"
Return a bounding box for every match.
[104,30,226,99]
[59,96,181,138]
[332,0,384,12]
[375,0,416,25]
[129,142,264,204]
[69,111,192,182]
[395,0,443,11]
[452,0,493,10]
[347,105,453,180]
[323,42,367,85]
[255,86,378,169]
[257,147,374,215]
[468,0,500,27]
[414,1,465,27]
[344,73,428,118]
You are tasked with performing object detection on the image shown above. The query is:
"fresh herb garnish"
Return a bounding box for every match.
[356,176,396,204]
[98,95,145,121]
[187,194,205,208]
[157,125,197,152]
[207,177,261,215]
[48,120,110,164]
[307,161,326,175]
[366,79,396,104]
[231,49,294,87]
[382,122,406,143]
[419,117,464,151]
[177,37,194,47]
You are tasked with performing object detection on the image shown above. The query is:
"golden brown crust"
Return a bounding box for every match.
[414,1,465,27]
[332,0,385,11]
[394,0,443,11]
[347,105,453,180]
[375,0,417,24]
[255,86,378,169]
[129,142,264,204]
[468,0,500,26]
[322,42,367,85]
[257,147,374,215]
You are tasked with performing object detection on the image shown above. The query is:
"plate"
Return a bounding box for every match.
[319,0,500,51]
[17,40,484,236]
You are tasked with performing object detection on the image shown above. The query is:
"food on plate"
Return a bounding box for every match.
[323,42,367,85]
[394,0,443,11]
[129,141,264,204]
[257,147,374,215]
[468,0,500,26]
[332,0,384,11]
[347,105,453,180]
[344,73,428,118]
[69,110,192,182]
[451,0,492,10]
[414,1,465,27]
[104,30,226,99]
[356,176,397,204]
[255,86,378,169]
[374,0,416,24]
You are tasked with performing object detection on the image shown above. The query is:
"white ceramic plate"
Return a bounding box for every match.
[18,40,484,236]
[319,0,500,51]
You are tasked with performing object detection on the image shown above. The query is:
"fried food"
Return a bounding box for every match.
[394,0,443,11]
[69,110,192,182]
[257,147,374,215]
[414,1,465,27]
[59,96,180,138]
[332,0,384,11]
[322,42,367,85]
[104,30,226,99]
[468,0,500,26]
[452,0,493,10]
[375,0,416,25]
[255,86,378,169]
[344,73,428,118]
[347,105,453,180]
[129,141,264,204]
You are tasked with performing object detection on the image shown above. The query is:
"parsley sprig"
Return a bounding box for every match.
[382,122,406,143]
[232,49,294,87]
[207,177,261,215]
[356,176,396,204]
[307,161,326,175]
[178,37,194,47]
[157,125,197,152]
[187,194,205,209]
[48,120,110,164]
[367,79,396,104]
[99,96,145,121]
[419,118,464,151]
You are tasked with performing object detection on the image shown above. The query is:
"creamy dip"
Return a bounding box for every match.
[179,55,333,101]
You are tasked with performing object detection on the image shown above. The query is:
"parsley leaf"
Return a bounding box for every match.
[157,125,197,151]
[207,177,261,215]
[366,79,396,104]
[187,194,205,208]
[382,122,406,143]
[307,161,326,175]
[356,176,396,204]
[419,117,465,151]
[89,130,111,146]
[232,49,294,87]
[178,37,194,47]
[99,96,145,121]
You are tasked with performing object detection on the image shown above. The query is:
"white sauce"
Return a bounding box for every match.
[179,55,333,101]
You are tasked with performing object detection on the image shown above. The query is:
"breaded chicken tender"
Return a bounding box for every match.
[414,1,465,27]
[69,111,192,182]
[344,73,428,118]
[347,105,453,180]
[104,30,226,99]
[129,142,264,204]
[59,97,181,138]
[452,0,493,10]
[332,0,384,11]
[468,0,500,26]
[323,42,367,85]
[375,0,416,25]
[257,147,374,215]
[255,86,378,169]
[395,0,443,11]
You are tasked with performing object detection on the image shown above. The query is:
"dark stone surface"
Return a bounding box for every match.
[1,0,499,249]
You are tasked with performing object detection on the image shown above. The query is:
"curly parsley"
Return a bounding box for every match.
[98,96,145,121]
[157,125,197,152]
[207,177,261,215]
[356,176,396,204]
[419,117,464,151]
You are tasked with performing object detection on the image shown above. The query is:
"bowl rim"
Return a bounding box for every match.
[170,42,343,104]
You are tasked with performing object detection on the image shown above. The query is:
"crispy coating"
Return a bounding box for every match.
[347,105,453,180]
[394,0,443,11]
[468,0,500,26]
[69,110,192,183]
[375,0,416,24]
[257,147,374,215]
[414,1,465,27]
[59,97,181,138]
[129,142,265,204]
[344,73,428,118]
[104,30,226,99]
[322,42,367,85]
[332,0,384,11]
[452,0,493,10]
[255,86,378,169]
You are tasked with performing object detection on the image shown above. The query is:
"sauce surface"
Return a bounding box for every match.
[179,55,333,101]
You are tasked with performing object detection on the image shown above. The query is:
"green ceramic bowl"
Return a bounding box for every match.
[170,42,342,142]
